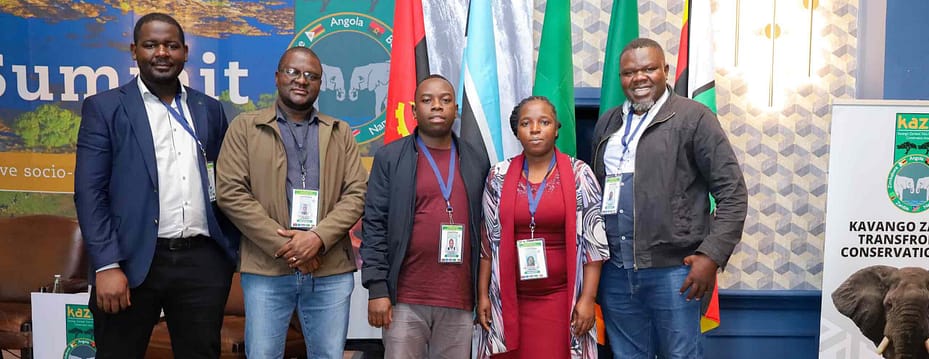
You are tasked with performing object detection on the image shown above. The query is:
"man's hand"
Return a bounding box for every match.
[477,295,492,331]
[680,253,719,301]
[275,229,325,269]
[95,268,131,314]
[570,297,596,337]
[295,258,321,274]
[368,297,393,329]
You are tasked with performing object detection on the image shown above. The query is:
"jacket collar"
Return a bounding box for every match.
[258,100,334,126]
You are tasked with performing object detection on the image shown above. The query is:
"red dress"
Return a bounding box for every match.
[495,171,569,359]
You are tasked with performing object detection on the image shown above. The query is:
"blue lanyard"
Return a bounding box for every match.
[416,136,457,219]
[523,154,557,234]
[618,107,648,164]
[160,93,206,159]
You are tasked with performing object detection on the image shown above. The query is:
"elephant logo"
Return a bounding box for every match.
[918,177,929,202]
[348,61,390,116]
[289,11,392,146]
[887,154,929,213]
[894,175,915,199]
[833,265,929,359]
[320,63,346,102]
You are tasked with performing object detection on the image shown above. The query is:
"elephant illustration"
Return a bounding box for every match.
[833,265,929,358]
[917,177,929,201]
[320,63,346,101]
[348,61,390,115]
[899,142,918,155]
[920,142,929,155]
[895,176,916,198]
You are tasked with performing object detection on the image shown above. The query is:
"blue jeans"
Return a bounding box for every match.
[598,264,703,359]
[241,271,354,358]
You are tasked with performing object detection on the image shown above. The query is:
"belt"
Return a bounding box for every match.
[156,235,209,251]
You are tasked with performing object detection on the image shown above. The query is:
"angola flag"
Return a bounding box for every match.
[675,0,721,333]
[384,0,429,144]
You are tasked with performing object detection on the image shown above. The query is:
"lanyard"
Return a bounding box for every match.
[523,154,557,238]
[284,119,313,188]
[160,94,206,159]
[618,107,649,165]
[416,136,457,223]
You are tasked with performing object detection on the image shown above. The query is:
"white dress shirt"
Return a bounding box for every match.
[138,76,210,239]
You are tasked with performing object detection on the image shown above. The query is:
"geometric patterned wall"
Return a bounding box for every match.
[534,0,859,290]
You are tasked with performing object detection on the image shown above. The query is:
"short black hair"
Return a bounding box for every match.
[416,74,454,93]
[508,96,560,136]
[277,46,320,71]
[133,13,185,45]
[619,37,664,59]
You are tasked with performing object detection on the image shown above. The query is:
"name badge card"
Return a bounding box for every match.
[290,189,319,229]
[207,161,217,202]
[601,175,621,215]
[517,238,548,280]
[439,224,464,263]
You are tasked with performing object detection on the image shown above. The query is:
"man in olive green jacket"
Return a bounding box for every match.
[216,47,367,358]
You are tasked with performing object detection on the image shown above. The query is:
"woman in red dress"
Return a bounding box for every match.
[475,96,610,359]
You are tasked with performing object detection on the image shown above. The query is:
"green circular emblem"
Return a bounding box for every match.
[62,338,96,359]
[887,154,929,213]
[290,12,393,144]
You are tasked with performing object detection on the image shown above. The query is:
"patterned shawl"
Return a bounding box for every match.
[473,150,609,359]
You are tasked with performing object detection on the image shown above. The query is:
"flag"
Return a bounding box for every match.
[596,2,639,345]
[674,0,716,112]
[459,0,505,163]
[384,0,429,144]
[599,0,639,116]
[675,0,721,333]
[532,0,576,156]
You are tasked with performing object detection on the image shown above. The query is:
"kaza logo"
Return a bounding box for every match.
[887,113,929,213]
[291,12,392,144]
[63,304,95,358]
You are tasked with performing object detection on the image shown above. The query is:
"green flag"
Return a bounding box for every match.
[532,0,575,156]
[600,0,640,116]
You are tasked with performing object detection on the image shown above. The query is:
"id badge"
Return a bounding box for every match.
[517,238,548,280]
[439,223,464,263]
[601,175,621,215]
[290,189,319,229]
[206,161,217,202]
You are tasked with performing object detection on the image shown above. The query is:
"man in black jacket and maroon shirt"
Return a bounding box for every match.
[361,74,489,358]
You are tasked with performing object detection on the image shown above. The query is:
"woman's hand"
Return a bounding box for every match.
[570,297,596,337]
[477,295,492,331]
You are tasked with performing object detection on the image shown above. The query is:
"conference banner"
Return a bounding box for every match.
[0,0,399,216]
[820,100,929,358]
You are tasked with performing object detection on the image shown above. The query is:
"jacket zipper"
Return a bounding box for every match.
[630,111,675,271]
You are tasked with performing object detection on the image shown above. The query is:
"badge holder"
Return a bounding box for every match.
[290,189,319,229]
[207,161,217,202]
[439,205,464,263]
[601,175,621,215]
[517,222,548,280]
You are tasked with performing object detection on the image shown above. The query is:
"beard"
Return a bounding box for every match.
[631,100,656,114]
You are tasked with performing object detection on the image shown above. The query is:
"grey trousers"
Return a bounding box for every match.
[382,303,473,359]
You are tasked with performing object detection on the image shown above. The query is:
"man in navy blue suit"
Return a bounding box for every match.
[74,13,238,358]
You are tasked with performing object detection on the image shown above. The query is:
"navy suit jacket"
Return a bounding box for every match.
[74,78,239,288]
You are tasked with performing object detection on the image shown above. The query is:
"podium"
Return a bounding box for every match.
[30,292,95,359]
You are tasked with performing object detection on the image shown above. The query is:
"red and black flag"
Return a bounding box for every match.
[384,0,429,144]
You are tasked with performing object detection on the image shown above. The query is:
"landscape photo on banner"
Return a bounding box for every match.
[0,1,301,215]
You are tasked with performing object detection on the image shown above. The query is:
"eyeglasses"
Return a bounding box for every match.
[279,68,321,82]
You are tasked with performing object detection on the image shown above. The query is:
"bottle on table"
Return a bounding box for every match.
[52,274,63,293]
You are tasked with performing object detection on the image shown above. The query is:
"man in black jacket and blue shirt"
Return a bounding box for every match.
[591,38,748,359]
[361,74,490,358]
